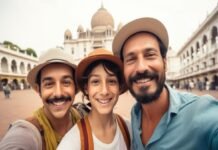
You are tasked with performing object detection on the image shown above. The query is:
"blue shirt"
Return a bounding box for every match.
[131,85,218,150]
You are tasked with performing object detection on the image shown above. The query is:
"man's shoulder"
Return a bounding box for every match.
[0,120,42,150]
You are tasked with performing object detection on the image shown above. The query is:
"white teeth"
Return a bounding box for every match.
[97,99,110,104]
[136,78,151,83]
[53,101,65,106]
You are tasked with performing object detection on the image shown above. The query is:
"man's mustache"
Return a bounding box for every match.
[46,95,72,104]
[129,70,158,83]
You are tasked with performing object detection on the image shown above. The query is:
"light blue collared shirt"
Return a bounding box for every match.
[131,85,218,150]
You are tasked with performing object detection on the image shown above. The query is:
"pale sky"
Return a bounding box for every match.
[0,0,217,56]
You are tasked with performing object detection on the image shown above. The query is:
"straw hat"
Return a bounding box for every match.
[112,17,169,57]
[76,48,127,94]
[27,48,77,91]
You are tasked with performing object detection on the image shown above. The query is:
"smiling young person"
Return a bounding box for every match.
[0,48,83,150]
[57,48,131,150]
[112,17,218,149]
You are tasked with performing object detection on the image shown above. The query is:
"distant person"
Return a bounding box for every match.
[196,78,203,91]
[189,80,194,91]
[0,48,85,150]
[112,17,218,149]
[58,49,131,150]
[2,83,11,99]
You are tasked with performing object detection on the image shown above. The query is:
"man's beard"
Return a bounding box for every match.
[127,70,165,104]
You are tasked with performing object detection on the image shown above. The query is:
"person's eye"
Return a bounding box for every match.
[63,80,73,86]
[43,82,54,88]
[108,78,118,85]
[146,53,156,58]
[124,56,136,65]
[90,79,99,85]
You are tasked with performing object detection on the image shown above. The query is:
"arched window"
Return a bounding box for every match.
[191,47,194,59]
[27,64,31,72]
[20,62,25,74]
[196,42,200,53]
[11,60,17,73]
[1,57,9,72]
[211,26,218,44]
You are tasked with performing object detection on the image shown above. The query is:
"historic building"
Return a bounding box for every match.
[0,43,38,90]
[167,4,218,90]
[63,4,122,64]
[166,47,180,87]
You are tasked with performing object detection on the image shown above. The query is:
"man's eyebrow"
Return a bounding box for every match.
[42,77,53,83]
[62,75,74,80]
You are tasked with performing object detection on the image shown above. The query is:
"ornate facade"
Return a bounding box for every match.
[0,43,38,90]
[167,4,218,90]
[63,5,122,64]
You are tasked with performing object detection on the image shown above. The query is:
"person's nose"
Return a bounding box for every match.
[54,82,62,97]
[136,55,148,73]
[100,81,109,96]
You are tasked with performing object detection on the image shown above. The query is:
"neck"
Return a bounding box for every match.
[140,87,169,144]
[88,111,117,143]
[88,111,115,130]
[44,109,72,137]
[141,87,169,123]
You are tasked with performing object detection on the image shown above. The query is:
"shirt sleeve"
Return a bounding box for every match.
[211,129,218,150]
[57,125,81,150]
[0,120,42,150]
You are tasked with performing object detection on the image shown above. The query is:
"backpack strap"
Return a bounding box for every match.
[116,114,131,150]
[77,116,94,150]
[26,116,46,150]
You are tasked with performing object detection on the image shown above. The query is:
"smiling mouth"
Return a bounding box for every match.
[52,101,66,106]
[135,78,152,84]
[96,98,112,104]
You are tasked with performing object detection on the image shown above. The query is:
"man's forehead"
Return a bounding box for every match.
[40,63,74,78]
[42,63,72,72]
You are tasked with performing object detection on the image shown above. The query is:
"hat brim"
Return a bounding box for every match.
[76,54,128,94]
[27,60,77,92]
[113,17,169,57]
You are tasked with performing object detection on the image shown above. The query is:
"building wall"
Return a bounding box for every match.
[0,44,38,90]
[171,5,218,90]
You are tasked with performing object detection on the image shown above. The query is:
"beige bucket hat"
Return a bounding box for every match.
[27,48,77,91]
[112,17,169,57]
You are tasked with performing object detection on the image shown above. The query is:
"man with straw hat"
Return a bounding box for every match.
[0,48,83,150]
[113,17,218,149]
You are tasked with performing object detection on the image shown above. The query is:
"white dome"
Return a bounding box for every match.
[91,6,114,29]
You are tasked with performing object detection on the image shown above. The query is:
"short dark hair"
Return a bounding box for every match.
[80,60,123,99]
[120,31,168,61]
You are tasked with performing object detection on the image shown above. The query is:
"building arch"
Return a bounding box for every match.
[27,63,31,72]
[202,34,208,45]
[1,57,9,72]
[211,26,218,44]
[190,47,194,59]
[11,60,18,73]
[11,79,19,90]
[20,62,25,74]
[196,41,200,53]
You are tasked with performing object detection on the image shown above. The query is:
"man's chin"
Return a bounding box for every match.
[129,88,162,104]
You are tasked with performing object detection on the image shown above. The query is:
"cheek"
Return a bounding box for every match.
[87,85,97,94]
[67,86,76,96]
[124,67,132,81]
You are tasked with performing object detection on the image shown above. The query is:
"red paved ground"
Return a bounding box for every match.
[0,89,217,140]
